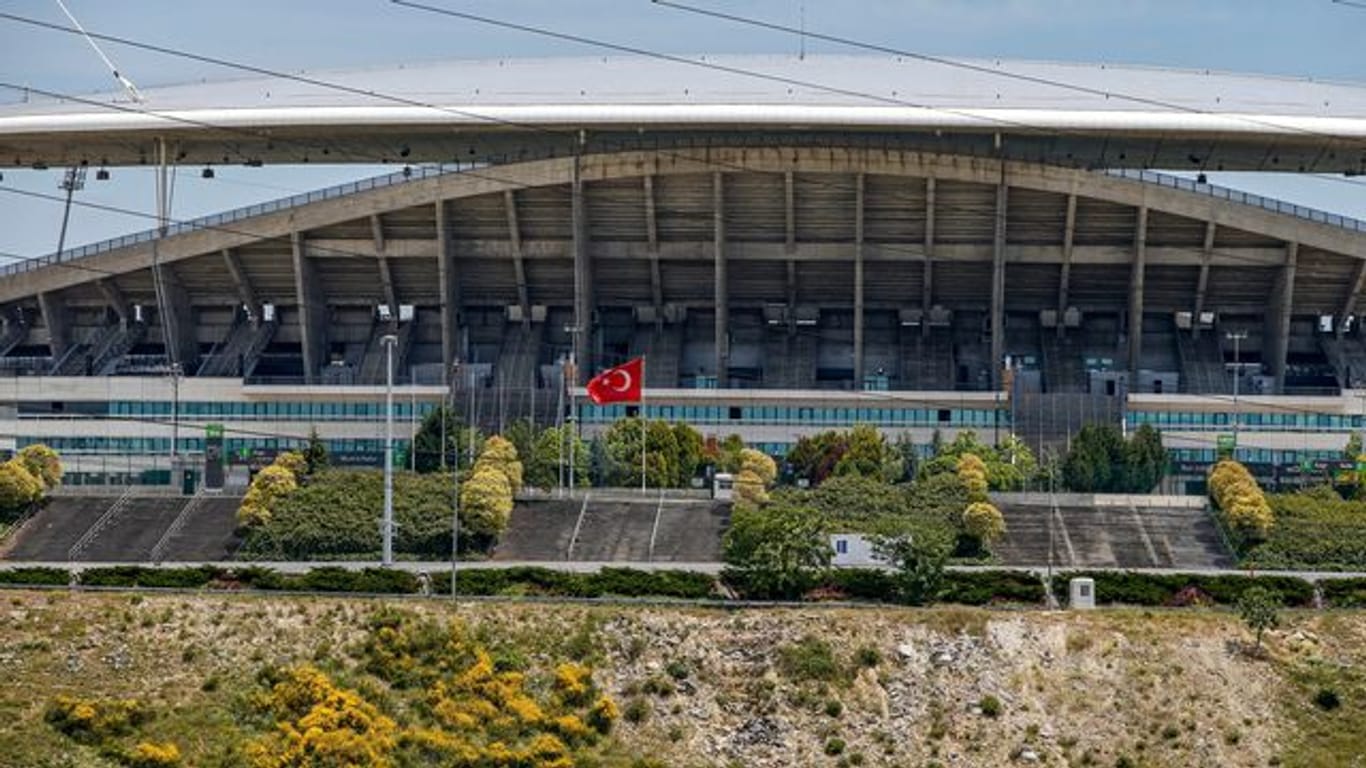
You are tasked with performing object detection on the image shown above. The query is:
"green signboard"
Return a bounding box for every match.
[1216,434,1236,453]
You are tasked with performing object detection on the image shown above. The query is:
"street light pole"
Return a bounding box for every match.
[381,334,398,567]
[451,360,461,600]
[169,362,182,484]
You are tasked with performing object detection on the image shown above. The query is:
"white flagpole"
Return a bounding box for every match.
[640,356,648,496]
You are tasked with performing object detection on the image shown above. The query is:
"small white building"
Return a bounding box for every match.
[829,533,886,567]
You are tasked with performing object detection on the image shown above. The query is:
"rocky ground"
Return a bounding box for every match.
[0,590,1362,767]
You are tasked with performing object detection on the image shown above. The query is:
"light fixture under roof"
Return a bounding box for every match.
[202,166,215,179]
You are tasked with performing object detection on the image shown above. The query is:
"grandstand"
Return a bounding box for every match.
[0,56,1365,493]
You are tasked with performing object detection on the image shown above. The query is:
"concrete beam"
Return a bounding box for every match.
[714,171,728,387]
[922,176,935,338]
[291,232,328,384]
[1268,241,1299,393]
[990,181,1007,389]
[643,175,663,322]
[153,258,197,369]
[36,291,68,358]
[1338,258,1366,337]
[1128,206,1149,377]
[853,172,866,383]
[1192,221,1216,340]
[571,158,593,381]
[1057,192,1077,338]
[221,248,258,321]
[503,190,531,321]
[371,214,399,322]
[96,279,130,324]
[435,200,460,378]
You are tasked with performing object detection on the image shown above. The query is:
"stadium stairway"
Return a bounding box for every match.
[992,495,1234,569]
[3,493,246,562]
[491,499,582,561]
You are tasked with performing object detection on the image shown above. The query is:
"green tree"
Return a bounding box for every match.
[502,419,536,470]
[892,433,919,483]
[303,428,330,477]
[715,434,747,474]
[526,424,589,489]
[411,406,481,473]
[723,501,831,599]
[1237,586,1279,651]
[733,469,769,506]
[1123,424,1167,493]
[872,519,955,606]
[834,424,887,478]
[603,417,685,487]
[962,501,1006,547]
[739,448,778,486]
[1061,423,1126,492]
[786,431,848,485]
[672,422,704,485]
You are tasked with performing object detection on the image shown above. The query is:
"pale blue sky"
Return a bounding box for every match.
[2,0,1365,261]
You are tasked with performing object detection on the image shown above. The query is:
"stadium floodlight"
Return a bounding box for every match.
[201,167,215,179]
[381,333,399,567]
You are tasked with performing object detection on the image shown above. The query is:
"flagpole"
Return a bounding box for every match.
[640,355,647,496]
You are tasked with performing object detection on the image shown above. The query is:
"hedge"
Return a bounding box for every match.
[1051,571,1316,608]
[0,566,70,586]
[1319,578,1366,609]
[80,566,219,589]
[447,567,715,599]
[725,568,1047,606]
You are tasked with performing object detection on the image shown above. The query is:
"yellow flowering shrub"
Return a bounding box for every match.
[247,665,398,768]
[44,696,147,743]
[554,662,595,706]
[127,741,182,768]
[586,695,620,735]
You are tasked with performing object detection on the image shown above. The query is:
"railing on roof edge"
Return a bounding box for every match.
[5,139,1363,278]
[1104,168,1366,233]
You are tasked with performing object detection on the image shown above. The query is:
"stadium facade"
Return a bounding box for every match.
[3,56,1366,491]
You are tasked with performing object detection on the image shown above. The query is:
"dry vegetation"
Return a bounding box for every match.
[0,590,1362,767]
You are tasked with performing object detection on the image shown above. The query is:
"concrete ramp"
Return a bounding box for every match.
[492,499,582,561]
[993,494,1233,569]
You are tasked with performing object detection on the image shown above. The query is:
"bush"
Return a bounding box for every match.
[461,466,515,539]
[962,501,1005,545]
[17,444,63,490]
[824,737,846,756]
[476,435,524,494]
[979,695,1002,718]
[733,469,769,505]
[1320,578,1366,608]
[80,566,221,589]
[1050,571,1314,608]
[777,635,841,682]
[1314,688,1341,711]
[623,697,651,724]
[1246,492,1366,569]
[292,567,420,594]
[937,570,1046,605]
[0,566,70,586]
[126,741,181,768]
[0,459,43,513]
[1209,460,1273,541]
[44,696,147,743]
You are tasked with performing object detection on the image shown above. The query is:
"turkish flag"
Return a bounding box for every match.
[586,357,644,404]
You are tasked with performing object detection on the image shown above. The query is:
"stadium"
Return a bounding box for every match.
[3,54,1366,497]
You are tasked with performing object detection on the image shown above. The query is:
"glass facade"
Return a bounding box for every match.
[581,403,1007,428]
[1128,410,1361,432]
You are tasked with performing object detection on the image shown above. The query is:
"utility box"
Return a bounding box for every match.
[712,472,734,501]
[1069,577,1096,610]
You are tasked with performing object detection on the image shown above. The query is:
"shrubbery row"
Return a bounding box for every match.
[5,564,1364,608]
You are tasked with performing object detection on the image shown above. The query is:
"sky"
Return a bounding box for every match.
[2,0,1365,262]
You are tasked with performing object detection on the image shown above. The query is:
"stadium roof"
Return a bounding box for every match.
[3,55,1366,172]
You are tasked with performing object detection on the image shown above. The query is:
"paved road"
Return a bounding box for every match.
[3,559,1365,581]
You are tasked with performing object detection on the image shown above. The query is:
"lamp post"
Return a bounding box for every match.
[381,334,398,567]
[169,361,182,484]
[450,360,461,600]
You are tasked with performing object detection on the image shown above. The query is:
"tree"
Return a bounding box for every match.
[1123,424,1167,493]
[962,501,1006,547]
[0,459,42,514]
[872,519,956,606]
[722,501,830,599]
[16,444,62,490]
[460,466,514,538]
[302,429,329,477]
[834,424,887,478]
[411,406,480,474]
[672,422,704,484]
[715,434,746,474]
[1208,460,1273,541]
[237,463,298,527]
[1237,586,1279,651]
[526,424,589,489]
[476,435,524,494]
[1061,423,1125,492]
[786,431,849,486]
[739,448,778,486]
[602,417,690,487]
[733,469,769,505]
[956,454,989,501]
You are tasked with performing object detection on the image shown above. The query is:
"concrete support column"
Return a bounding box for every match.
[96,279,130,325]
[154,261,197,369]
[435,200,460,380]
[1057,192,1077,339]
[371,214,399,327]
[571,158,594,383]
[990,182,1007,390]
[221,248,259,323]
[1192,221,1216,340]
[1269,241,1299,394]
[853,173,865,383]
[503,191,531,321]
[713,171,728,388]
[785,171,797,332]
[291,231,327,385]
[1127,206,1148,378]
[37,291,68,359]
[922,176,935,338]
[1338,259,1366,338]
[643,176,663,323]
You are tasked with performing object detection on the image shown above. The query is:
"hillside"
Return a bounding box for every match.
[0,591,1361,767]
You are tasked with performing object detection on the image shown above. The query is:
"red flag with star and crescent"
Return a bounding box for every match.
[586,357,644,405]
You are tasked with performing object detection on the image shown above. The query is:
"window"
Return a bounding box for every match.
[835,539,849,555]
[937,409,951,423]
[728,406,742,420]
